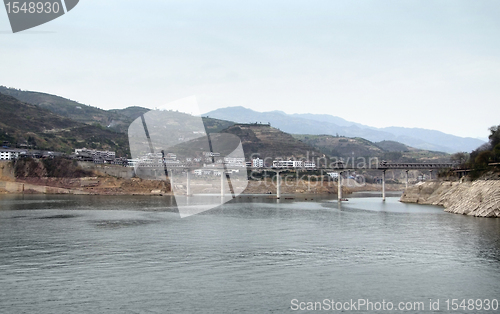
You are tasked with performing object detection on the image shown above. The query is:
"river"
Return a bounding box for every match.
[0,194,499,313]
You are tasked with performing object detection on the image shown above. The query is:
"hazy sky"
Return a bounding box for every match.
[1,0,499,139]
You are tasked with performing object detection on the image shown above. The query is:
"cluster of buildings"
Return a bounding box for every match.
[0,147,124,164]
[246,157,316,169]
[271,159,316,169]
[74,148,116,159]
[128,152,183,168]
[130,154,317,171]
[0,148,63,161]
[128,153,319,178]
[72,148,127,165]
[1,147,319,174]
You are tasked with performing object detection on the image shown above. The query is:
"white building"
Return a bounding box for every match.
[165,153,177,160]
[252,158,264,168]
[194,169,222,176]
[203,151,220,157]
[224,157,246,167]
[0,150,18,160]
[127,159,140,167]
[272,160,303,168]
[327,172,339,179]
[304,161,316,169]
[75,148,116,159]
[272,160,315,169]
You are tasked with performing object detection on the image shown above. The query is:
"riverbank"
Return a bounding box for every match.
[1,162,402,196]
[400,179,500,218]
[0,161,170,195]
[1,176,401,196]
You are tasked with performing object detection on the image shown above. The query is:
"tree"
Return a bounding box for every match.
[475,151,492,166]
[27,136,37,148]
[489,125,500,148]
[450,152,469,165]
[493,144,500,162]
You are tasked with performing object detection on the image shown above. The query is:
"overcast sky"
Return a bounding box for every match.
[1,0,499,139]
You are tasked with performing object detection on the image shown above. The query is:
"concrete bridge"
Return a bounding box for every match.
[141,161,458,202]
[257,162,458,202]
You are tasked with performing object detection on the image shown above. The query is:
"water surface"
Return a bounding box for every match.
[1,194,499,313]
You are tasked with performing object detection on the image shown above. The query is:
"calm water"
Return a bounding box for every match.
[0,194,499,313]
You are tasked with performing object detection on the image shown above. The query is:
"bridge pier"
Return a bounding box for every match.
[186,171,191,196]
[276,173,281,199]
[337,171,342,201]
[382,170,386,201]
[429,170,433,180]
[405,170,409,189]
[221,172,224,197]
[169,170,174,191]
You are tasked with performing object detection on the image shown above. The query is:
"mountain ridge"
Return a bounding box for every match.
[0,86,147,134]
[1,89,449,163]
[205,106,484,153]
[0,92,131,156]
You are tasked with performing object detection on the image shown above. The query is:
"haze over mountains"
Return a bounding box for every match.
[205,107,485,153]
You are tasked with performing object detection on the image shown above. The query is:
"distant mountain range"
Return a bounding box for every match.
[0,85,481,159]
[205,106,485,153]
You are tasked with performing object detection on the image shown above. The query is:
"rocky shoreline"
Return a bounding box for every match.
[400,179,500,218]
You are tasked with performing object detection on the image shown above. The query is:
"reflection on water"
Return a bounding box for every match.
[0,194,499,313]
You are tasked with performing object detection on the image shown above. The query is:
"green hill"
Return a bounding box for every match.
[0,93,130,156]
[223,124,323,161]
[0,86,450,163]
[293,134,383,158]
[109,106,150,121]
[293,134,450,163]
[1,86,236,136]
[0,86,135,133]
[375,140,409,152]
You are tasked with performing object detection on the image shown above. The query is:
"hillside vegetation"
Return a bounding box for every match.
[0,86,136,133]
[223,124,322,160]
[0,90,235,158]
[0,93,130,156]
[0,86,235,135]
[293,134,450,162]
[464,125,500,179]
